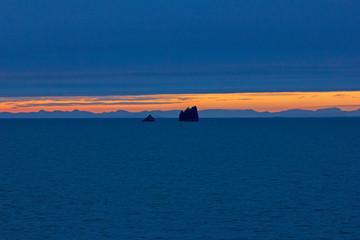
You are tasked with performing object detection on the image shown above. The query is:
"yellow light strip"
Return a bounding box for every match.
[0,91,359,113]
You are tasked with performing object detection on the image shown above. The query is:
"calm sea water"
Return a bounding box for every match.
[1,118,360,239]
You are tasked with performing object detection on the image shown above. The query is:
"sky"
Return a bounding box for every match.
[0,0,359,112]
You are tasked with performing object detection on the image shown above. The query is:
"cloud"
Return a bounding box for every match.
[334,94,351,98]
[215,98,253,101]
[15,101,181,108]
[1,63,360,98]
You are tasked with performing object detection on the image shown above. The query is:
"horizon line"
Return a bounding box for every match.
[1,106,360,115]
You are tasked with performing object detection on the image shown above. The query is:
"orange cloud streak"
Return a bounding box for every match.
[1,91,360,113]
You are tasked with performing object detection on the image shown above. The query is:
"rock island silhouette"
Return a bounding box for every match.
[179,106,199,121]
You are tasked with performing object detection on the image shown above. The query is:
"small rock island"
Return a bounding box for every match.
[142,115,155,122]
[179,106,199,122]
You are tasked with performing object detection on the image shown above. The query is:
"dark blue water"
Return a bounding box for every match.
[1,118,360,239]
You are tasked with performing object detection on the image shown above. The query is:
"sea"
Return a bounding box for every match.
[1,118,359,239]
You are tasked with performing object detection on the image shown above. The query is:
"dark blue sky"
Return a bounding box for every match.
[0,0,359,97]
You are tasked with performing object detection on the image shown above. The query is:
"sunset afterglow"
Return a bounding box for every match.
[1,91,359,113]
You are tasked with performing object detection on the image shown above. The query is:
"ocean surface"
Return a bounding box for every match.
[1,118,359,239]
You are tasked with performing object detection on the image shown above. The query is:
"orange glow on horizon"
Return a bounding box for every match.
[1,91,360,113]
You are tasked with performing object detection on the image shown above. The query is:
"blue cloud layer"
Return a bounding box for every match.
[0,0,359,96]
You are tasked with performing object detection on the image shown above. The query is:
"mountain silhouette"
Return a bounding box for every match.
[1,108,360,118]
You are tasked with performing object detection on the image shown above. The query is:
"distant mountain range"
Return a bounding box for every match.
[1,108,360,118]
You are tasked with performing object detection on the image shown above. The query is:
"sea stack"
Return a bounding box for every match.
[179,106,199,122]
[142,115,155,122]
